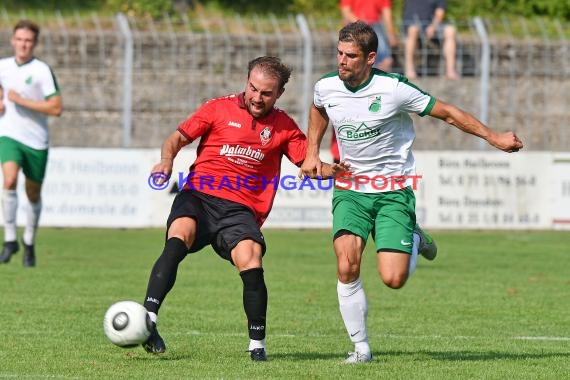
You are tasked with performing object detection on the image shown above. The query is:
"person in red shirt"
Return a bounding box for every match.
[330,130,340,163]
[340,0,397,72]
[141,56,343,361]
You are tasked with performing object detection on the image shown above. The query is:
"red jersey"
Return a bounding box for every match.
[339,0,392,24]
[330,131,340,163]
[177,93,307,226]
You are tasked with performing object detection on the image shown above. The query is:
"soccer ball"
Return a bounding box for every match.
[103,300,152,347]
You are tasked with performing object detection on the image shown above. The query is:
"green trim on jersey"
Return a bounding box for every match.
[45,66,61,99]
[345,71,375,93]
[319,70,339,81]
[15,57,35,67]
[419,96,436,116]
[381,70,436,117]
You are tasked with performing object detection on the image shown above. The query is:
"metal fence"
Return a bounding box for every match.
[0,11,568,151]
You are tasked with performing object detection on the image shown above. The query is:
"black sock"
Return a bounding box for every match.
[240,267,267,341]
[143,237,188,314]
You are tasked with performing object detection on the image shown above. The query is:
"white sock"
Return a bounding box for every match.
[2,190,18,242]
[248,338,265,351]
[408,232,420,276]
[147,312,157,324]
[337,278,370,354]
[23,198,42,246]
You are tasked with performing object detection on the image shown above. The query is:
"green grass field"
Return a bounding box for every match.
[0,228,569,379]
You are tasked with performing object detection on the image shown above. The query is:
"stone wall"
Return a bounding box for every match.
[2,27,568,151]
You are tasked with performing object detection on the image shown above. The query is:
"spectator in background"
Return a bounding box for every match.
[340,0,397,72]
[330,130,340,164]
[402,0,459,80]
[0,20,63,267]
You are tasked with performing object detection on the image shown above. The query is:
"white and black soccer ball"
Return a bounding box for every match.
[103,300,152,347]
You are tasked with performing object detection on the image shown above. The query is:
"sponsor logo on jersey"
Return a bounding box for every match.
[228,121,242,128]
[260,127,272,146]
[368,95,381,112]
[220,144,265,162]
[337,122,380,141]
[25,76,33,85]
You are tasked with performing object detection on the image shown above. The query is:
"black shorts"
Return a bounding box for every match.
[166,190,266,263]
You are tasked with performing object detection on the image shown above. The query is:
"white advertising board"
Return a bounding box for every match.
[551,153,570,229]
[415,152,552,229]
[0,149,568,230]
[28,148,155,227]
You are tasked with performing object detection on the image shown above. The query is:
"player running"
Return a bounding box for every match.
[300,21,523,363]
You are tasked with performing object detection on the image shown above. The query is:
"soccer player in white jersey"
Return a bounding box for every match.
[300,21,523,363]
[0,20,63,267]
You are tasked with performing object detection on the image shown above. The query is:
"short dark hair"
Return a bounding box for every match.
[14,19,40,42]
[248,56,292,90]
[338,21,378,58]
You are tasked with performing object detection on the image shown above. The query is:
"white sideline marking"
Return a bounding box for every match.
[0,375,79,379]
[514,336,570,341]
[180,331,570,342]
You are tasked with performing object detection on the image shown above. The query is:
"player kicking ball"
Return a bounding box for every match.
[141,56,346,361]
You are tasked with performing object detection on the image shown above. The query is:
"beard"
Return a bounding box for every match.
[338,68,357,86]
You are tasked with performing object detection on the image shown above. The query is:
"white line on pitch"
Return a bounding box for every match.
[514,336,570,341]
[180,331,570,341]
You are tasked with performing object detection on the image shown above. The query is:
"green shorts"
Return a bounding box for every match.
[332,187,416,254]
[0,136,49,183]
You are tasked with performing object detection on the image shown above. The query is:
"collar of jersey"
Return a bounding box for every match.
[343,69,376,93]
[14,56,36,67]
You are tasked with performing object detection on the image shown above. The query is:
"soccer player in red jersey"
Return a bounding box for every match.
[141,56,343,361]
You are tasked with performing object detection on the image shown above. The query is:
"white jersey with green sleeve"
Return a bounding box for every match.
[314,68,436,193]
[0,57,60,150]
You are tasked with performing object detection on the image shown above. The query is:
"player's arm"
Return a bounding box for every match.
[0,86,4,115]
[151,130,191,179]
[319,161,351,179]
[8,90,62,117]
[426,7,445,39]
[382,6,398,47]
[340,4,358,24]
[300,104,330,178]
[429,99,523,152]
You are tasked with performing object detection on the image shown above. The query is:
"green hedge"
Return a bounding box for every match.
[4,0,570,20]
[446,0,570,20]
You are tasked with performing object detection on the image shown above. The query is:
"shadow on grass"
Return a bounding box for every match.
[408,350,570,361]
[125,352,193,361]
[270,350,570,362]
